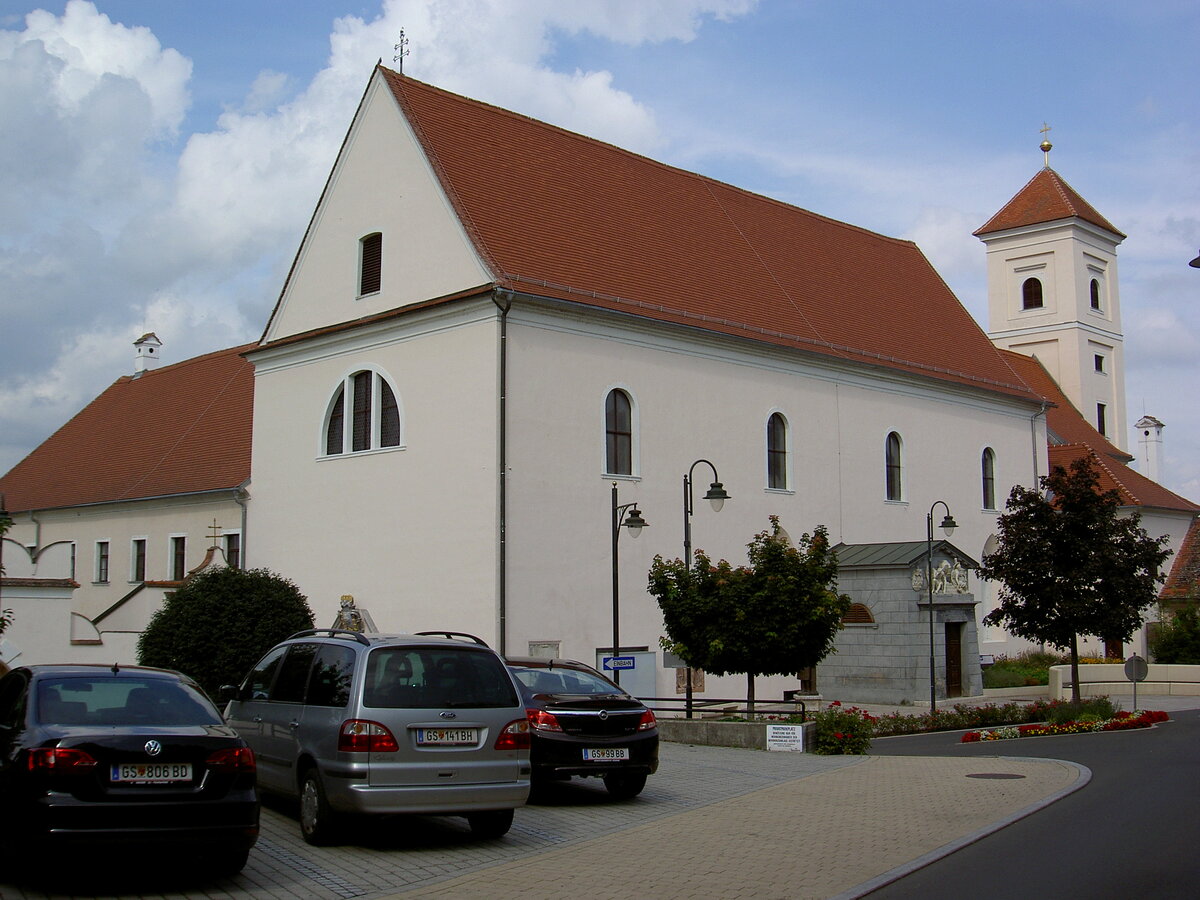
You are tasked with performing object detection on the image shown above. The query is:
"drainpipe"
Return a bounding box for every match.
[493,289,514,655]
[1030,400,1048,482]
[234,482,250,565]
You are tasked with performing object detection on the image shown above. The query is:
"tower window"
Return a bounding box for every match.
[1094,354,1105,373]
[359,233,382,296]
[1021,277,1043,310]
[1097,403,1107,437]
[1090,278,1101,310]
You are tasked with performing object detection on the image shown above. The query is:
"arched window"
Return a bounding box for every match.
[766,412,788,490]
[842,603,875,624]
[605,389,633,475]
[1021,277,1043,310]
[324,369,401,456]
[885,432,903,501]
[1089,278,1101,310]
[981,447,996,510]
[359,232,382,296]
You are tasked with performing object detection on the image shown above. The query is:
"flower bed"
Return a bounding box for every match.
[961,709,1169,743]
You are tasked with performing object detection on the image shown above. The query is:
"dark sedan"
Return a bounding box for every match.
[505,657,658,798]
[0,664,259,874]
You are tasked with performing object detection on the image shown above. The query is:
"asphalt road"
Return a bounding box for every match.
[866,705,1200,900]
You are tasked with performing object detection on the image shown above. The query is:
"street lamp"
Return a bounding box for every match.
[681,460,729,716]
[926,500,957,712]
[0,493,11,609]
[611,483,648,685]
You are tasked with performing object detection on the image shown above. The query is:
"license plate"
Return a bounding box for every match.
[110,763,192,783]
[416,728,479,746]
[583,747,629,761]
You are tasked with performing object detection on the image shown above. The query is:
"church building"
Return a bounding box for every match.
[2,68,1195,704]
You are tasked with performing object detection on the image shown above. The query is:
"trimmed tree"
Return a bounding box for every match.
[1150,605,1200,664]
[648,518,850,712]
[138,566,314,698]
[976,456,1170,702]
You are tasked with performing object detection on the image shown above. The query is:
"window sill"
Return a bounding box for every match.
[764,487,794,495]
[603,473,641,483]
[884,500,909,507]
[319,444,407,461]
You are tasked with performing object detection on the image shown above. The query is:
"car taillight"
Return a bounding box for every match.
[495,717,531,750]
[526,708,562,733]
[637,709,657,732]
[206,746,256,773]
[27,747,98,772]
[338,719,399,753]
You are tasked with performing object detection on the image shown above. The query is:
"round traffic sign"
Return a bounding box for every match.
[1124,654,1149,683]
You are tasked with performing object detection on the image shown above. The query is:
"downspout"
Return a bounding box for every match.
[493,289,514,655]
[1030,400,1048,482]
[234,482,250,565]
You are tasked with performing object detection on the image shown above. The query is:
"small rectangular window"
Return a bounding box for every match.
[95,541,110,583]
[131,539,147,582]
[225,533,241,569]
[1094,354,1105,373]
[171,536,187,581]
[360,233,382,296]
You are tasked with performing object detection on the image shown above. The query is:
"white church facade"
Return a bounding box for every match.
[2,67,1195,704]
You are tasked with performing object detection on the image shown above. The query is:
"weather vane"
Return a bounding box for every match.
[393,29,410,73]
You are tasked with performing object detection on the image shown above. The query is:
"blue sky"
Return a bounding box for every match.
[1,0,1198,498]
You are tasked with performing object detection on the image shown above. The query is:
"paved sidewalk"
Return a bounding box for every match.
[385,752,1084,900]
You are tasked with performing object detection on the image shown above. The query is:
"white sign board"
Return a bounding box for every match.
[766,723,806,752]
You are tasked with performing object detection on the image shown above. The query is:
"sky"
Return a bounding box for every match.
[1,0,1198,500]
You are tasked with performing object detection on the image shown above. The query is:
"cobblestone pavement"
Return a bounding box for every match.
[0,740,1082,900]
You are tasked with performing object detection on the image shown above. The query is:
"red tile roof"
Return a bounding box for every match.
[377,69,1037,402]
[974,167,1124,238]
[1161,517,1200,602]
[0,345,254,512]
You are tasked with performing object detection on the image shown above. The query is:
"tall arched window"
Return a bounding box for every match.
[1021,277,1043,310]
[324,369,401,456]
[605,389,633,475]
[359,232,382,296]
[981,447,996,510]
[885,432,903,501]
[767,412,788,489]
[1090,278,1101,310]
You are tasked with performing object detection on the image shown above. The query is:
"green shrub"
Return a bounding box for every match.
[137,567,314,698]
[1043,696,1116,725]
[982,649,1070,688]
[1150,605,1200,664]
[811,702,874,754]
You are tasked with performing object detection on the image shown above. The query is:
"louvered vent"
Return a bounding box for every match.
[360,233,382,295]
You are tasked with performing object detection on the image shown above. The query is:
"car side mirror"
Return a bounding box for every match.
[218,684,240,703]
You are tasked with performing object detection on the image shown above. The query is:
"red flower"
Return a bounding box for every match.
[834,732,844,739]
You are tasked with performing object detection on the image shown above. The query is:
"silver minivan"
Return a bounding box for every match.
[223,630,530,844]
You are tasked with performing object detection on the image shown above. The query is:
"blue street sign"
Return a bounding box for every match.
[603,656,635,670]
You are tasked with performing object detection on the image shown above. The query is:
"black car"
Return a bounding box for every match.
[0,664,259,874]
[505,657,658,798]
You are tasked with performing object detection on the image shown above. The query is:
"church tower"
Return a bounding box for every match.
[975,136,1128,450]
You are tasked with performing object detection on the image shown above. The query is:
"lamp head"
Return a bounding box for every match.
[704,482,729,513]
[940,514,957,537]
[624,507,647,537]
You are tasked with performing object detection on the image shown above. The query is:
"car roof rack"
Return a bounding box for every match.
[413,630,490,647]
[285,628,371,645]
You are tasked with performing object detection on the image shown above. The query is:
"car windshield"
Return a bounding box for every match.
[509,665,623,697]
[362,647,520,709]
[36,675,224,727]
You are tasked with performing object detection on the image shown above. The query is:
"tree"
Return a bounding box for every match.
[976,456,1170,702]
[648,517,850,712]
[138,567,314,698]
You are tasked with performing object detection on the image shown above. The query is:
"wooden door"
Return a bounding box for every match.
[945,623,963,698]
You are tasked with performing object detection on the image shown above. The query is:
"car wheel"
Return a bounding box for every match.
[207,844,251,877]
[603,771,647,799]
[467,808,514,838]
[300,768,340,845]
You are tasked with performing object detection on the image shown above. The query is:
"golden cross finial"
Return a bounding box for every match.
[1039,122,1053,167]
[208,518,222,548]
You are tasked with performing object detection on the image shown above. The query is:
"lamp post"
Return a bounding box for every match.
[611,483,647,685]
[0,494,11,608]
[681,460,730,716]
[926,500,958,712]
